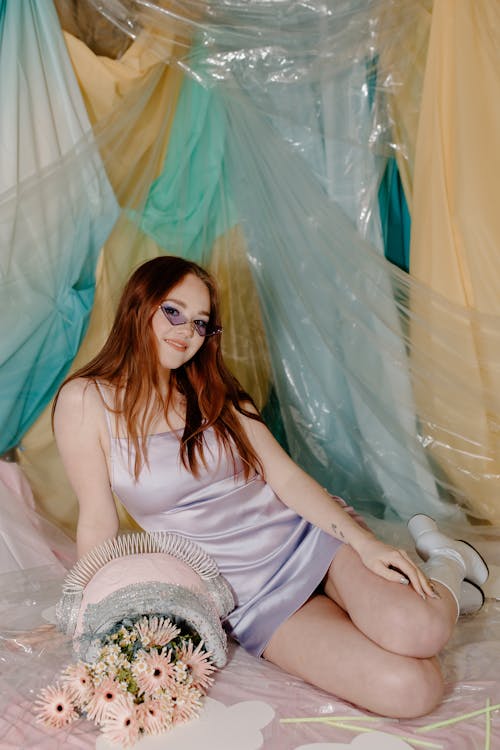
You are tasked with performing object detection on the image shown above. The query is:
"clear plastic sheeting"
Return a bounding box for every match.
[76,0,500,523]
[222,92,453,521]
[3,0,500,525]
[54,0,136,58]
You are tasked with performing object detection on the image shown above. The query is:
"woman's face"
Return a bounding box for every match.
[151,273,212,371]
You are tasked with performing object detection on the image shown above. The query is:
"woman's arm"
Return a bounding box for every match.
[53,378,119,558]
[237,407,434,599]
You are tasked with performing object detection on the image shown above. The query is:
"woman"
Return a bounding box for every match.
[53,256,488,719]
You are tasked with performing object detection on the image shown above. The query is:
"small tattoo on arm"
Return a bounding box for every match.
[331,523,345,540]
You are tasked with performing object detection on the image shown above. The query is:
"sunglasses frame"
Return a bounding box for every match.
[158,303,222,338]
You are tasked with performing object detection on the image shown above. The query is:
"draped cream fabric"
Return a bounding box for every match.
[410,0,500,520]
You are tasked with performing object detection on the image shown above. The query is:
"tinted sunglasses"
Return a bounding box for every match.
[159,304,222,338]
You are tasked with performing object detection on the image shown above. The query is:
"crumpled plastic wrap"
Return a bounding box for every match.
[2,0,500,531]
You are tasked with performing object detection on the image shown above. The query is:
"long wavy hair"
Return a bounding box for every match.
[53,256,264,480]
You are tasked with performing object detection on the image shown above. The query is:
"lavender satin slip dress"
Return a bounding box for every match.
[101,396,343,656]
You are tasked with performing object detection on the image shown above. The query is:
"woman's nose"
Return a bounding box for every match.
[178,320,196,337]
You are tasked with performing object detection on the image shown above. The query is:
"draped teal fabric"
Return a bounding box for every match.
[379,158,411,273]
[0,0,118,453]
[138,74,236,263]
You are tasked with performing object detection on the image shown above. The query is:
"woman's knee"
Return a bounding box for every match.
[374,602,454,658]
[379,659,444,719]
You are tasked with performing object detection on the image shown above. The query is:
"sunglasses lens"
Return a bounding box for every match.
[160,305,221,337]
[162,306,188,327]
[193,322,208,337]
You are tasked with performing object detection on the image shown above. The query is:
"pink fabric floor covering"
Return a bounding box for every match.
[1,601,500,750]
[0,461,499,749]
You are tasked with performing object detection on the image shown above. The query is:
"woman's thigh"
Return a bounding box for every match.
[263,594,443,719]
[324,544,456,658]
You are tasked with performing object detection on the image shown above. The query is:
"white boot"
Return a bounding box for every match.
[408,514,488,620]
[408,514,489,586]
[420,554,485,619]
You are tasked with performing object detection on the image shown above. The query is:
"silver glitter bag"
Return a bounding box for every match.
[56,532,235,667]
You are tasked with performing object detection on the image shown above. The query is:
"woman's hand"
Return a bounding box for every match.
[353,535,438,599]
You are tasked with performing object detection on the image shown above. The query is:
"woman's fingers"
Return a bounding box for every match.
[398,549,438,598]
[357,539,439,600]
[385,550,437,599]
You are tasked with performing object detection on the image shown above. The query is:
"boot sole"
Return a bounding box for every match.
[461,579,485,615]
[459,539,489,582]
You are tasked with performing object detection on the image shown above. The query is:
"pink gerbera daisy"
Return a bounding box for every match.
[100,695,140,748]
[134,616,180,647]
[171,683,203,725]
[61,662,93,707]
[35,683,79,729]
[85,676,127,724]
[132,649,175,695]
[136,695,173,735]
[177,641,216,691]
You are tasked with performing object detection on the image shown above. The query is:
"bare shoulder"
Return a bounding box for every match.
[54,378,106,431]
[232,400,288,456]
[235,398,260,418]
[232,399,264,434]
[56,376,94,403]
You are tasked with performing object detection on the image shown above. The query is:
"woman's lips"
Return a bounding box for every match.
[165,338,188,351]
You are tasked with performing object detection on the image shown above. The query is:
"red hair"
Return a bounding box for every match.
[54,256,263,480]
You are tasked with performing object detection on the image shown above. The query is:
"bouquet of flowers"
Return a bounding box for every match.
[35,613,216,747]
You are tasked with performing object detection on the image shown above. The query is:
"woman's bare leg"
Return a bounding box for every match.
[324,545,458,658]
[263,594,444,718]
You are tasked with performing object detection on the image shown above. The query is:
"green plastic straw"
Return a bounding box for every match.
[280,716,443,748]
[280,716,379,724]
[417,702,500,732]
[318,722,443,748]
[485,698,491,750]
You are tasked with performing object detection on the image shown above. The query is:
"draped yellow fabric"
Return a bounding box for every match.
[378,0,432,211]
[410,0,500,520]
[63,30,185,208]
[209,226,271,410]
